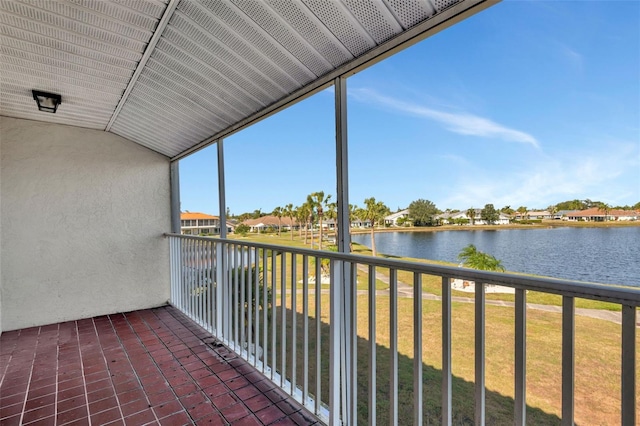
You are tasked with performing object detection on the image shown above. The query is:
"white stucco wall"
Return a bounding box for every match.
[0,117,171,331]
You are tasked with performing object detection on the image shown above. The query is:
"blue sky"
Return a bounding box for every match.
[180,1,640,216]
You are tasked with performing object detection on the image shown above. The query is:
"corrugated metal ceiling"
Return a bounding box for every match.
[0,0,495,159]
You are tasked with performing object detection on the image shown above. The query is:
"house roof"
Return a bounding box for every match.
[181,212,219,220]
[0,0,497,160]
[385,209,409,220]
[569,208,639,217]
[243,215,297,226]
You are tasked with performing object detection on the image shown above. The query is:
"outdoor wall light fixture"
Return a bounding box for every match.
[32,90,62,113]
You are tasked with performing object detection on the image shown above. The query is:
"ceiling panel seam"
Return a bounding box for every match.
[153,38,267,111]
[0,13,146,59]
[148,50,256,116]
[109,119,180,152]
[169,11,295,95]
[145,57,246,121]
[176,0,305,93]
[122,84,227,135]
[1,93,124,114]
[116,94,224,137]
[264,0,354,67]
[0,4,149,50]
[0,27,144,64]
[1,69,128,95]
[161,22,284,101]
[340,0,403,44]
[301,0,376,57]
[141,64,237,125]
[105,0,180,132]
[13,0,156,40]
[186,0,317,84]
[229,0,334,77]
[111,116,207,154]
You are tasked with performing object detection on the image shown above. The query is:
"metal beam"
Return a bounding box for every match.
[105,0,180,131]
[171,0,499,161]
[335,76,351,254]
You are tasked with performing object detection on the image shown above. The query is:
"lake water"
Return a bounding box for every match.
[351,226,640,287]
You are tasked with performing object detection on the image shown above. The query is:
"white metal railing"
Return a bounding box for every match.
[167,233,639,425]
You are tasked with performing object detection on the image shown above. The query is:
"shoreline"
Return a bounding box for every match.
[349,220,640,234]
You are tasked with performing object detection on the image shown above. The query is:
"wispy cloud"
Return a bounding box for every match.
[351,88,540,148]
[438,141,639,209]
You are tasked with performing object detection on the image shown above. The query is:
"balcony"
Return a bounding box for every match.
[1,0,638,424]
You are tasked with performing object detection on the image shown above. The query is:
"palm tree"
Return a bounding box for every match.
[466,207,476,225]
[284,203,295,240]
[272,206,283,237]
[325,201,337,244]
[363,197,388,257]
[296,204,311,244]
[308,191,331,250]
[458,244,505,271]
[517,206,527,220]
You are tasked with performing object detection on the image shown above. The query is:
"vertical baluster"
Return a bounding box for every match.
[263,247,268,375]
[368,265,376,426]
[329,259,341,426]
[475,282,486,426]
[562,296,575,425]
[349,262,357,424]
[234,244,239,350]
[281,251,287,387]
[254,247,260,368]
[291,254,297,395]
[442,276,452,426]
[389,268,398,426]
[414,273,423,425]
[241,245,246,356]
[315,256,322,415]
[621,304,636,426]
[187,240,195,319]
[515,288,526,425]
[271,250,277,381]
[206,240,214,334]
[198,239,203,325]
[303,255,309,405]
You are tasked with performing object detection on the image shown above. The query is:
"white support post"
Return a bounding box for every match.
[170,161,181,234]
[217,140,227,239]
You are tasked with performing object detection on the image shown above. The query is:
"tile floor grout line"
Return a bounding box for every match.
[17,327,39,426]
[91,316,128,424]
[106,312,160,423]
[75,320,93,426]
[139,309,193,422]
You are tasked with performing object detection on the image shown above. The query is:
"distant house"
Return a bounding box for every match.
[181,212,220,235]
[437,209,510,225]
[566,208,639,222]
[350,219,372,228]
[384,209,409,226]
[242,215,298,232]
[556,210,580,220]
[514,210,552,220]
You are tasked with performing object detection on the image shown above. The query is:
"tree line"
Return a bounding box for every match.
[230,196,639,255]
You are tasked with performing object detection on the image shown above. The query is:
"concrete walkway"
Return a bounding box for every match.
[354,265,633,326]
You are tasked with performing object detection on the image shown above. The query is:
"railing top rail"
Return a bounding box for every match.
[165,233,640,306]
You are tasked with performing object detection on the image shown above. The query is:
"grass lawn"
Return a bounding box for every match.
[257,291,637,425]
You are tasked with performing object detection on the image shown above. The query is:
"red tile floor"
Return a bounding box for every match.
[0,306,320,425]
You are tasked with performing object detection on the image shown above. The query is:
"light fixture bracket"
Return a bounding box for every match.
[32,90,62,113]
